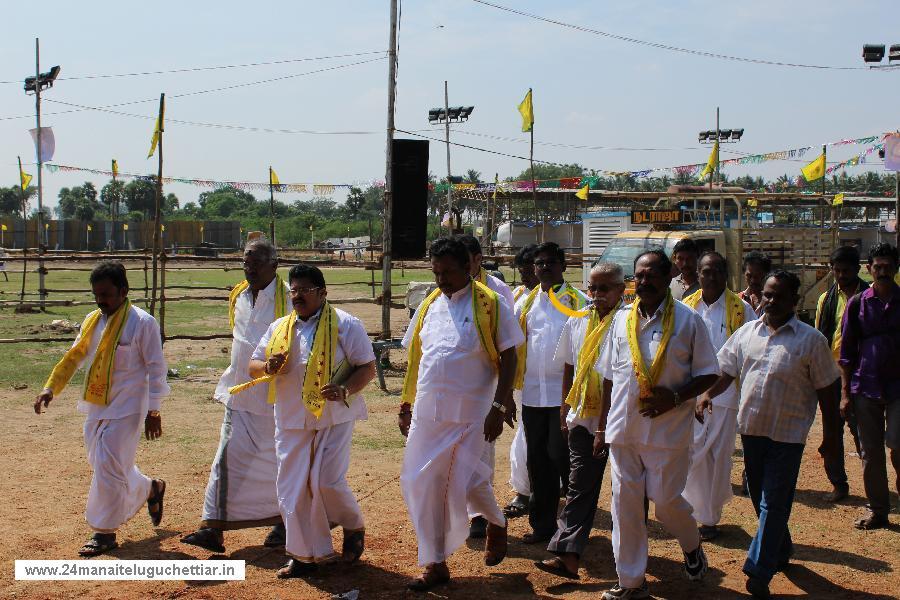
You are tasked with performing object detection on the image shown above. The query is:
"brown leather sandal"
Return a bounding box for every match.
[407,562,450,592]
[484,521,508,566]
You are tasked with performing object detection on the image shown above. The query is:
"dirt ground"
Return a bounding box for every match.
[2,276,899,599]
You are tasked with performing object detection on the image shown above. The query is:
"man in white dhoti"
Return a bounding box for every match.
[247,264,376,578]
[505,244,539,517]
[181,240,289,553]
[399,236,523,591]
[681,251,757,541]
[35,261,169,557]
[598,249,719,600]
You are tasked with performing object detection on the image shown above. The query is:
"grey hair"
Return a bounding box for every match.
[244,239,278,264]
[590,260,624,284]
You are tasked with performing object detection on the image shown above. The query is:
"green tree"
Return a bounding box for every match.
[100,180,126,218]
[1,185,35,216]
[124,178,158,218]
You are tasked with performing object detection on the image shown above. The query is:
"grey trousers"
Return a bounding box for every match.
[853,394,900,518]
[547,425,609,557]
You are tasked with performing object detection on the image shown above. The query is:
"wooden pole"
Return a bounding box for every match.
[381,0,398,340]
[444,81,453,234]
[34,38,46,310]
[159,251,167,344]
[149,93,165,317]
[111,159,118,250]
[369,218,375,299]
[268,166,276,244]
[820,144,827,229]
[529,90,538,243]
[17,156,28,307]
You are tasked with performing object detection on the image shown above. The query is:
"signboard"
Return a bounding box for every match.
[630,209,684,225]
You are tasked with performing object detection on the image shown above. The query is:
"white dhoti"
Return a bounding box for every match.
[508,393,531,496]
[683,406,738,527]
[610,443,700,589]
[274,421,363,563]
[201,407,281,529]
[83,412,152,533]
[401,418,505,566]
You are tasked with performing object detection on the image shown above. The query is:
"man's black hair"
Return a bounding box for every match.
[699,250,728,275]
[829,245,861,267]
[514,244,538,267]
[634,248,672,276]
[454,234,482,257]
[768,269,801,295]
[90,261,129,291]
[288,263,326,288]
[429,237,470,269]
[534,241,565,264]
[672,238,700,258]
[742,250,772,273]
[867,242,899,266]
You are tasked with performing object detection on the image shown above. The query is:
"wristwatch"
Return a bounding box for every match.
[672,391,682,407]
[491,401,507,414]
[339,385,349,399]
[147,410,160,418]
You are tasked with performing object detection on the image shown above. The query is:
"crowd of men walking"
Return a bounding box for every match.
[32,232,899,599]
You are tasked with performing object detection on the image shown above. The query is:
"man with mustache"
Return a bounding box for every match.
[181,240,290,554]
[248,264,376,578]
[739,251,771,316]
[598,249,719,600]
[399,237,522,591]
[669,238,700,301]
[534,261,625,580]
[714,270,841,599]
[839,243,900,530]
[35,261,169,557]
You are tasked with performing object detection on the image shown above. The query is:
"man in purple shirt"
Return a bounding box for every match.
[839,242,900,530]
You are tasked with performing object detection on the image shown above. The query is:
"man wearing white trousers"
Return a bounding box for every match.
[248,264,376,578]
[181,240,290,554]
[35,261,169,557]
[598,249,719,600]
[682,251,757,541]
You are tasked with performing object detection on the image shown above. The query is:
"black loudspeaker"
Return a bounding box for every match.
[390,139,429,260]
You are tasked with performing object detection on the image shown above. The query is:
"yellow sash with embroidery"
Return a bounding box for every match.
[514,282,586,390]
[513,285,530,302]
[228,274,287,330]
[402,280,500,405]
[228,302,338,418]
[44,299,132,406]
[565,301,621,418]
[627,290,675,410]
[683,288,746,336]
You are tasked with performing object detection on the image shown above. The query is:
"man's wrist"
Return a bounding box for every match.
[147,410,160,417]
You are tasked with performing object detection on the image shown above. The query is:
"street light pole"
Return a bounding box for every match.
[444,81,453,233]
[34,38,46,310]
[381,0,398,341]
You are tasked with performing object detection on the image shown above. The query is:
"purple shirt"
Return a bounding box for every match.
[839,284,900,399]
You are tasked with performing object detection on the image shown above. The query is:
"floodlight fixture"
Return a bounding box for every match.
[719,129,732,140]
[428,108,442,123]
[731,128,744,140]
[459,106,475,120]
[698,131,709,142]
[24,65,61,93]
[863,44,886,63]
[447,106,462,121]
[890,44,900,62]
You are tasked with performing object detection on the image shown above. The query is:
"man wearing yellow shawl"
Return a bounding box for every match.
[181,240,290,555]
[514,241,588,545]
[535,261,625,580]
[597,249,719,600]
[248,264,376,578]
[34,261,169,557]
[681,252,757,543]
[505,243,540,517]
[399,237,523,592]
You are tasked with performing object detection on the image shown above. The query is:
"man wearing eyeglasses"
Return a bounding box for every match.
[182,240,290,555]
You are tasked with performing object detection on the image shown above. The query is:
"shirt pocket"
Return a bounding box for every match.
[113,343,135,371]
[455,320,481,353]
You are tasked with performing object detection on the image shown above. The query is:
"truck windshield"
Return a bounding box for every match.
[599,238,678,278]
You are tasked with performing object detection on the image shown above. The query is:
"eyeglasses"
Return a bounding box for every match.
[289,286,322,295]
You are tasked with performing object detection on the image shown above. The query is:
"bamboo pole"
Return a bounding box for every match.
[149,93,165,316]
[159,251,167,344]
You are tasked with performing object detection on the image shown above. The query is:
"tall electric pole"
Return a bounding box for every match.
[381,0,398,340]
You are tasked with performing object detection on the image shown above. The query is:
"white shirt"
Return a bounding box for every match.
[691,292,758,409]
[402,282,524,424]
[252,307,376,431]
[598,300,719,449]
[214,277,290,415]
[554,307,624,432]
[484,272,515,310]
[516,283,589,408]
[717,315,841,444]
[73,304,170,420]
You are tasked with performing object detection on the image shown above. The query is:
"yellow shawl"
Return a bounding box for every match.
[44,299,132,406]
[228,302,338,418]
[627,290,675,410]
[228,274,287,330]
[683,287,746,336]
[402,280,500,405]
[564,300,621,418]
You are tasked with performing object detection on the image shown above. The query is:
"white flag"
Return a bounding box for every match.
[29,127,55,162]
[885,134,900,172]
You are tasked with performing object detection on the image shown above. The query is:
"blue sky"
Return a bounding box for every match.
[2,0,899,213]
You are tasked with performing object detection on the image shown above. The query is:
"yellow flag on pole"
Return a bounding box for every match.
[123,224,129,231]
[575,183,590,200]
[160,224,165,232]
[698,141,719,181]
[492,173,500,200]
[801,153,826,182]
[270,168,280,186]
[20,166,32,191]
[1,224,7,231]
[517,89,534,133]
[147,106,164,159]
[747,198,758,208]
[833,193,845,206]
[87,224,92,232]
[111,159,119,178]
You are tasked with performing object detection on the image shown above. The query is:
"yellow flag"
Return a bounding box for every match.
[518,89,534,133]
[492,173,499,200]
[123,224,129,231]
[801,153,826,182]
[747,198,758,208]
[698,141,719,181]
[87,224,92,231]
[160,224,165,232]
[44,223,49,230]
[575,183,590,200]
[20,166,32,191]
[111,159,119,178]
[833,193,844,206]
[1,224,7,231]
[147,108,164,158]
[270,168,280,186]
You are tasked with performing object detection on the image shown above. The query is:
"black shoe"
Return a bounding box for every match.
[741,470,750,496]
[264,523,286,547]
[683,544,708,581]
[698,525,720,541]
[746,576,771,599]
[827,484,849,503]
[503,494,530,518]
[180,527,225,554]
[276,558,317,579]
[469,516,487,539]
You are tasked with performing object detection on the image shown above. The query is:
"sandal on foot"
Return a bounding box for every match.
[407,563,450,592]
[342,529,365,563]
[484,522,507,567]
[276,558,317,579]
[855,513,889,530]
[180,528,225,553]
[534,557,579,580]
[263,523,286,548]
[503,494,529,518]
[79,533,118,557]
[147,479,166,526]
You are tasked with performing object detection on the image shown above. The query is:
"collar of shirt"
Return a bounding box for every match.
[760,314,799,335]
[448,282,472,303]
[244,275,279,307]
[860,283,900,306]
